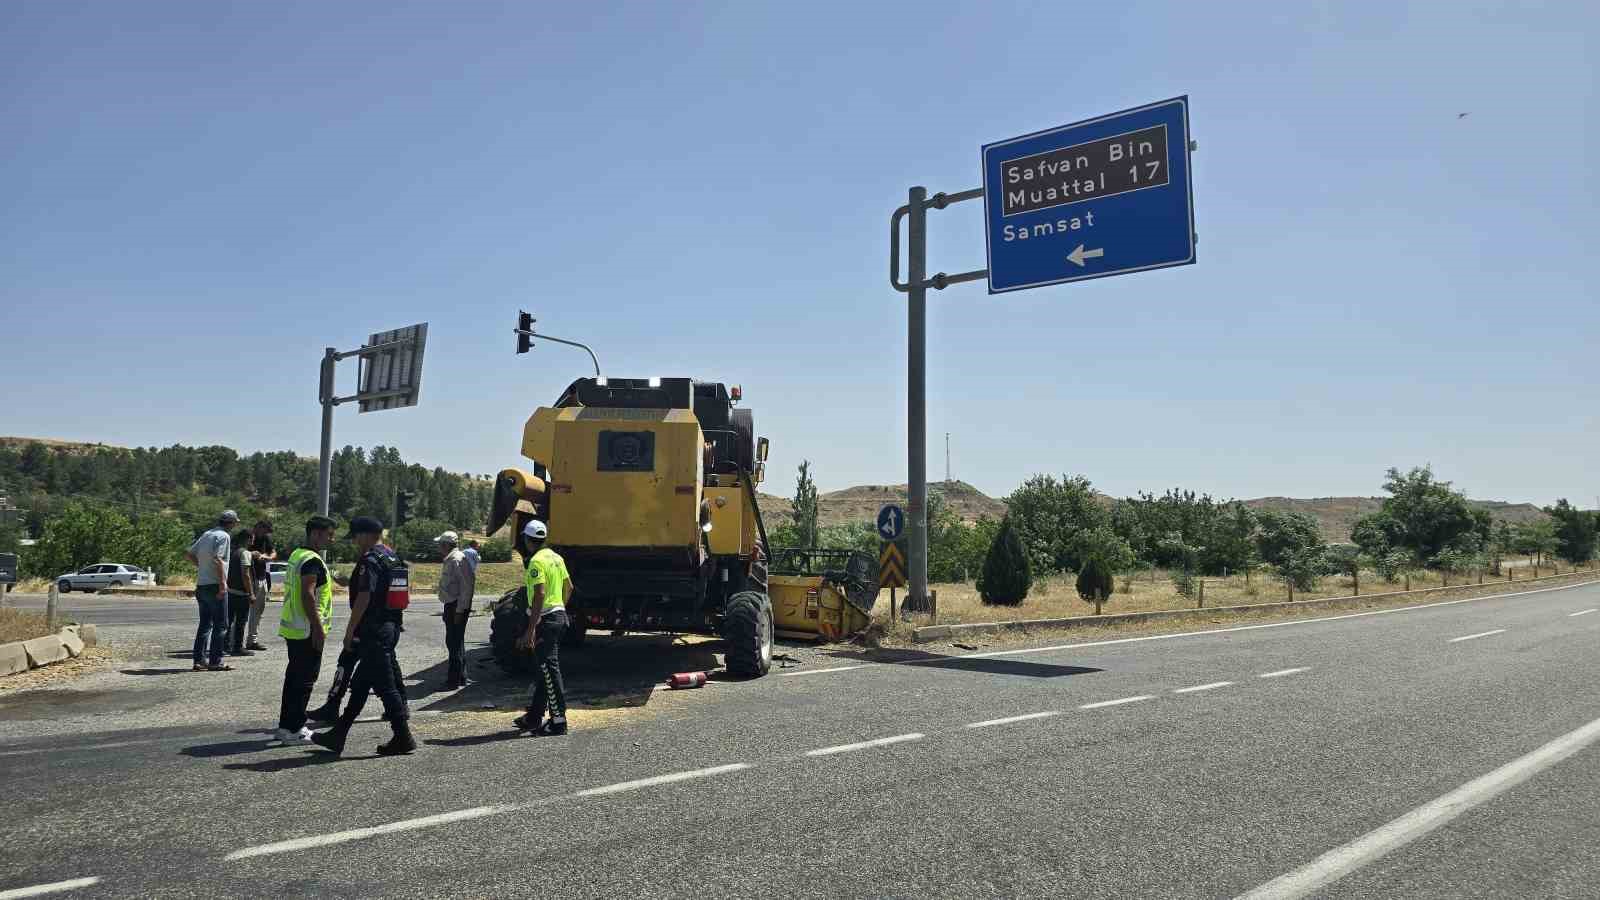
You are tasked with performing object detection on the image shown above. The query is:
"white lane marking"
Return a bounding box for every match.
[1258,668,1309,679]
[1079,695,1153,710]
[779,665,869,677]
[572,763,751,797]
[0,877,102,899]
[1568,608,1596,617]
[1174,681,1234,694]
[806,733,925,756]
[1448,629,1506,644]
[225,806,514,860]
[965,711,1061,729]
[779,580,1600,677]
[1235,714,1600,900]
[0,739,164,758]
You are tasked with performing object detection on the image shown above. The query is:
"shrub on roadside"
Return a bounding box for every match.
[977,517,1031,606]
[1075,558,1114,602]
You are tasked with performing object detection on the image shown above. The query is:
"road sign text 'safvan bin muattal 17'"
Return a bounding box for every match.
[981,96,1195,293]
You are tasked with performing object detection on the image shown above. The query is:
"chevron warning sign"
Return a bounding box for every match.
[879,539,907,589]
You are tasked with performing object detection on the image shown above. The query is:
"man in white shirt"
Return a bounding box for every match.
[436,531,476,689]
[185,510,237,671]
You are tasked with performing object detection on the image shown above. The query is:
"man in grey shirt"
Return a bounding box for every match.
[186,510,237,671]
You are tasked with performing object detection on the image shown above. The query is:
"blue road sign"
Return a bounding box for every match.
[877,504,906,542]
[981,96,1195,294]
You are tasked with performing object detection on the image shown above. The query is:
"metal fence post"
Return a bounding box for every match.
[46,581,58,630]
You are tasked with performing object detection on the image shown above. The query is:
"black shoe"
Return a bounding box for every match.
[306,703,339,724]
[376,722,416,756]
[513,712,541,732]
[247,642,269,652]
[311,726,348,756]
[536,719,567,737]
[229,649,255,657]
[445,677,466,690]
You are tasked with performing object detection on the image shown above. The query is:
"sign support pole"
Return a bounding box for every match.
[906,186,929,613]
[317,348,336,517]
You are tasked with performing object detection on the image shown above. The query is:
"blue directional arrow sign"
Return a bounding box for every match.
[877,504,905,542]
[981,96,1195,294]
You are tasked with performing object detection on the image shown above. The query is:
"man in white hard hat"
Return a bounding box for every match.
[435,530,474,689]
[513,519,573,736]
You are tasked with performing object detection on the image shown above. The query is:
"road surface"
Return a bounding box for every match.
[2,579,1598,898]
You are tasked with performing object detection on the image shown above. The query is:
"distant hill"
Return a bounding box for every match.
[758,480,1008,528]
[1243,497,1550,543]
[756,480,1551,543]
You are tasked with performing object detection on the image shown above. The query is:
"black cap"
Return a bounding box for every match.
[305,515,337,534]
[346,515,384,538]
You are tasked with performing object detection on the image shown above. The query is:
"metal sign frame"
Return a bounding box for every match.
[357,323,428,413]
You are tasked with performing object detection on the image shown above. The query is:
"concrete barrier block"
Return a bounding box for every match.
[59,628,85,658]
[0,641,28,676]
[78,624,98,647]
[22,635,68,667]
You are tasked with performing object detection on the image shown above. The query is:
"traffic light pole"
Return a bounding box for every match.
[891,185,987,613]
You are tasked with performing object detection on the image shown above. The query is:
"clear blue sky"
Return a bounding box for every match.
[3,1,1595,506]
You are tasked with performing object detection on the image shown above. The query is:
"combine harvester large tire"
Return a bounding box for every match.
[721,590,773,676]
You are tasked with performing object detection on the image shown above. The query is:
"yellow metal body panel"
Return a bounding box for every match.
[521,407,560,468]
[542,407,702,548]
[770,575,871,641]
[704,486,743,555]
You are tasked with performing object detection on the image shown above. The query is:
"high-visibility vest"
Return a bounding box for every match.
[523,548,569,614]
[279,547,333,640]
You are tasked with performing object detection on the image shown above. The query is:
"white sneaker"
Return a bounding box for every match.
[294,727,314,742]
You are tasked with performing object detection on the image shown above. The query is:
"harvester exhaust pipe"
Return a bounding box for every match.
[488,467,547,536]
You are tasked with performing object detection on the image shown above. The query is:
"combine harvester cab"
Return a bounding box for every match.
[485,376,871,679]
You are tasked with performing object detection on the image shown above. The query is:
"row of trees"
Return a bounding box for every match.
[770,462,1599,607]
[0,441,494,578]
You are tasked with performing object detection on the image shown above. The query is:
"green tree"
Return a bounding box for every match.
[1545,500,1597,564]
[1349,466,1477,565]
[977,516,1031,606]
[1254,509,1325,569]
[1512,520,1559,565]
[28,502,140,579]
[1004,474,1107,575]
[791,461,819,550]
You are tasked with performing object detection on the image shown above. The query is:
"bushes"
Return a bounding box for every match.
[977,517,1031,606]
[1075,558,1113,602]
[479,538,513,563]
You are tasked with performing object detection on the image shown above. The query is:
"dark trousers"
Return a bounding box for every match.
[525,609,568,722]
[278,637,323,731]
[227,590,251,652]
[444,605,469,682]
[339,621,408,724]
[320,640,408,713]
[193,584,229,666]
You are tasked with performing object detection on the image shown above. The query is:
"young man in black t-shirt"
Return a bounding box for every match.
[245,520,276,651]
[226,530,255,656]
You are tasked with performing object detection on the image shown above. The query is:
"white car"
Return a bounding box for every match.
[56,563,156,593]
[267,561,288,591]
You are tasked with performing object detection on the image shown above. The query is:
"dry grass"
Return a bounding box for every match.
[0,608,55,643]
[877,561,1600,627]
[406,561,524,596]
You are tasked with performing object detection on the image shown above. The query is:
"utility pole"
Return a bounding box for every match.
[316,325,429,517]
[946,432,951,486]
[906,185,929,612]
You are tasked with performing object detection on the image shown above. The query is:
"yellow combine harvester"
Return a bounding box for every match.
[486,376,877,678]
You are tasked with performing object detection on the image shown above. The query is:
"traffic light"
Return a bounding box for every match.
[516,311,534,354]
[395,491,416,528]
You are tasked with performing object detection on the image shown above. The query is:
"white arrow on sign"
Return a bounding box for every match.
[1067,244,1105,267]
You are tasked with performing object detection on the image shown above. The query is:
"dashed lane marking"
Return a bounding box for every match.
[1236,714,1600,899]
[226,806,515,860]
[1448,629,1506,644]
[0,739,163,758]
[1174,681,1234,694]
[1258,668,1309,679]
[572,763,751,797]
[1568,608,1596,617]
[0,877,102,899]
[965,711,1061,729]
[806,733,925,756]
[1079,695,1153,710]
[779,665,869,677]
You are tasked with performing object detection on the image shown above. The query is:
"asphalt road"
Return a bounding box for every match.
[2,579,1599,898]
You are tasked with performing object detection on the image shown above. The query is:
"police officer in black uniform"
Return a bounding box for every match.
[312,516,415,756]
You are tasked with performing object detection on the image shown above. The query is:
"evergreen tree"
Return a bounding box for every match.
[977,516,1031,606]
